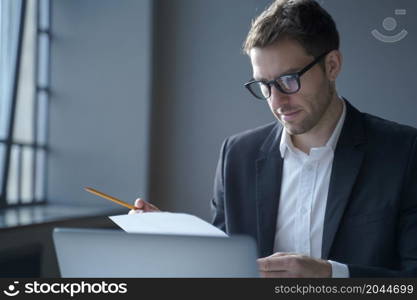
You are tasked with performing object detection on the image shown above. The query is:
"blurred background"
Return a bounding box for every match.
[0,0,415,277]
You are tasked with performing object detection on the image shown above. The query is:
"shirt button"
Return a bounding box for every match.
[305,165,313,172]
[301,207,308,214]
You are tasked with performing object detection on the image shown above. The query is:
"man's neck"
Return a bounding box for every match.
[291,96,344,154]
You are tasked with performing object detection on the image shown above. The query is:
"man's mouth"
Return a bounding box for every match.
[280,110,301,121]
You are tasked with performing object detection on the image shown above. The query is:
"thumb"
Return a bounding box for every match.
[134,198,145,208]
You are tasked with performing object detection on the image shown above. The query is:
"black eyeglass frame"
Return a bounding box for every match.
[244,50,331,100]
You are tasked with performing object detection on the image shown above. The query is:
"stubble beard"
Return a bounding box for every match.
[282,81,335,136]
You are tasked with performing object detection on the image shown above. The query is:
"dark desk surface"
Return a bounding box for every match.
[0,204,126,230]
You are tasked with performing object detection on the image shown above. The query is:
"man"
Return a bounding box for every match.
[132,0,417,277]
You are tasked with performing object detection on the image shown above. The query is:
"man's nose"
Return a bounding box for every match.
[269,85,290,107]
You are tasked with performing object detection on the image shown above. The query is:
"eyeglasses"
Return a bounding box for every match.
[244,51,330,100]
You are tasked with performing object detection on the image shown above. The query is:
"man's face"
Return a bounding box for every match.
[249,39,334,135]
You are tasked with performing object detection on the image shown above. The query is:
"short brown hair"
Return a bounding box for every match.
[243,0,339,57]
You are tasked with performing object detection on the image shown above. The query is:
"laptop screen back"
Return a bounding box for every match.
[53,228,259,278]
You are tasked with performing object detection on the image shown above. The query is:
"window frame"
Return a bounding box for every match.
[0,0,50,208]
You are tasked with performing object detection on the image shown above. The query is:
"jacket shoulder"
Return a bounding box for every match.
[363,113,417,140]
[226,122,280,151]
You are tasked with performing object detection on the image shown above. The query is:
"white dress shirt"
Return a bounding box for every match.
[273,99,349,278]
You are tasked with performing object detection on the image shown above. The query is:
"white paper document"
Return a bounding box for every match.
[109,212,228,237]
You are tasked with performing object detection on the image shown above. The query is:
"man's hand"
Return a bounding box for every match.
[128,198,161,214]
[257,252,332,278]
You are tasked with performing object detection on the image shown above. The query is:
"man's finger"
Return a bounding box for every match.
[133,198,160,212]
[134,198,144,208]
[148,202,160,211]
[257,256,289,271]
[270,252,296,257]
[128,209,143,214]
[260,271,292,278]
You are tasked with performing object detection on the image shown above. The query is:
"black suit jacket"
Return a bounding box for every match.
[211,100,417,277]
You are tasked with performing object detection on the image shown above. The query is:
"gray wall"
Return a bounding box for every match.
[322,0,417,127]
[48,0,152,208]
[148,0,272,219]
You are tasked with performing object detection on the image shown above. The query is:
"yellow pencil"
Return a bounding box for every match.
[84,187,136,210]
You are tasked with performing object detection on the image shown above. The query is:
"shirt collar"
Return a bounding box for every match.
[279,98,346,158]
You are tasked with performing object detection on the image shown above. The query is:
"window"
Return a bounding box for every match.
[0,0,50,208]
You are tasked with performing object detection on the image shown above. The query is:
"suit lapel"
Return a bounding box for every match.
[322,101,367,259]
[255,123,283,257]
[255,155,283,257]
[321,146,364,258]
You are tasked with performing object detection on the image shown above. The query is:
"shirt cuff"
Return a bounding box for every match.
[328,260,350,278]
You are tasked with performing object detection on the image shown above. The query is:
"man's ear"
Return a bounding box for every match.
[325,50,342,81]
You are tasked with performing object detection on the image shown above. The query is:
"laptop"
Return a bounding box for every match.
[53,228,259,277]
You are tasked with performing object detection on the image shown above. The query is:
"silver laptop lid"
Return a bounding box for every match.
[53,228,259,278]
